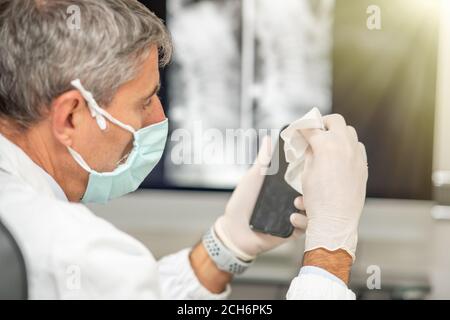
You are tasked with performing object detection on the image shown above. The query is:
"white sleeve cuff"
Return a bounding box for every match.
[286,266,356,300]
[157,248,231,300]
[299,266,347,287]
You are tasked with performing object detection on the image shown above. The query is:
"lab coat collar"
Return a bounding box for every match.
[0,133,68,202]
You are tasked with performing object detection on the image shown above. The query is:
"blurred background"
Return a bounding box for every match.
[88,0,450,299]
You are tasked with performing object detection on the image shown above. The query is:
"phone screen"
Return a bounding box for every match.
[249,129,301,238]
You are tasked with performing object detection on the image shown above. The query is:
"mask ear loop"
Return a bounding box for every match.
[70,79,136,134]
[67,147,94,173]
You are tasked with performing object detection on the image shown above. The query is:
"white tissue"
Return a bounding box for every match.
[280,107,325,194]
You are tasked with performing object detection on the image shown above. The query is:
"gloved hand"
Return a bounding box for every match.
[297,114,368,261]
[214,137,308,261]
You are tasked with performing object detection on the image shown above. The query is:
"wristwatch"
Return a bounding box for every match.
[202,227,254,275]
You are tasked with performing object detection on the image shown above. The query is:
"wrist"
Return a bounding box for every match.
[189,242,232,294]
[202,226,254,275]
[302,248,353,284]
[305,218,359,261]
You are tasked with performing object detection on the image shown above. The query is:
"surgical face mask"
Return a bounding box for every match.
[68,79,168,204]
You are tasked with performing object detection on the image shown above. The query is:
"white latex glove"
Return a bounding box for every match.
[298,114,368,261]
[214,137,308,261]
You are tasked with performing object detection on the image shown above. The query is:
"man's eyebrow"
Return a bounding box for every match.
[141,82,161,102]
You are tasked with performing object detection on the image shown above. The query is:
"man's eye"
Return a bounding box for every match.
[142,98,152,108]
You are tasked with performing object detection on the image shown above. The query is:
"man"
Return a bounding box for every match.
[0,0,367,299]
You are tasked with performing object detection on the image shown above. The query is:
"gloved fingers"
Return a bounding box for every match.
[303,147,313,173]
[294,196,305,211]
[322,114,347,135]
[347,125,358,144]
[290,212,307,230]
[358,142,368,166]
[298,128,323,152]
[292,227,305,239]
[254,135,272,170]
[359,142,369,182]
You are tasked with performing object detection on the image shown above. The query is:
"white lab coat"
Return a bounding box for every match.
[0,133,355,299]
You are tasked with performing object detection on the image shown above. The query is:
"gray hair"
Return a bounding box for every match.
[0,0,172,127]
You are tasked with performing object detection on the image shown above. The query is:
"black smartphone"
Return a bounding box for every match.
[249,128,301,238]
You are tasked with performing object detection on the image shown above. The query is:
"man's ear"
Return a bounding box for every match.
[50,90,86,147]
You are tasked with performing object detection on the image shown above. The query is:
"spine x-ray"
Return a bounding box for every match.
[165,0,334,189]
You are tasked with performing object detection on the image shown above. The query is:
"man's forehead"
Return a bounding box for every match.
[136,49,160,87]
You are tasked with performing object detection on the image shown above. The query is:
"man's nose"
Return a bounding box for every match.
[144,96,166,126]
